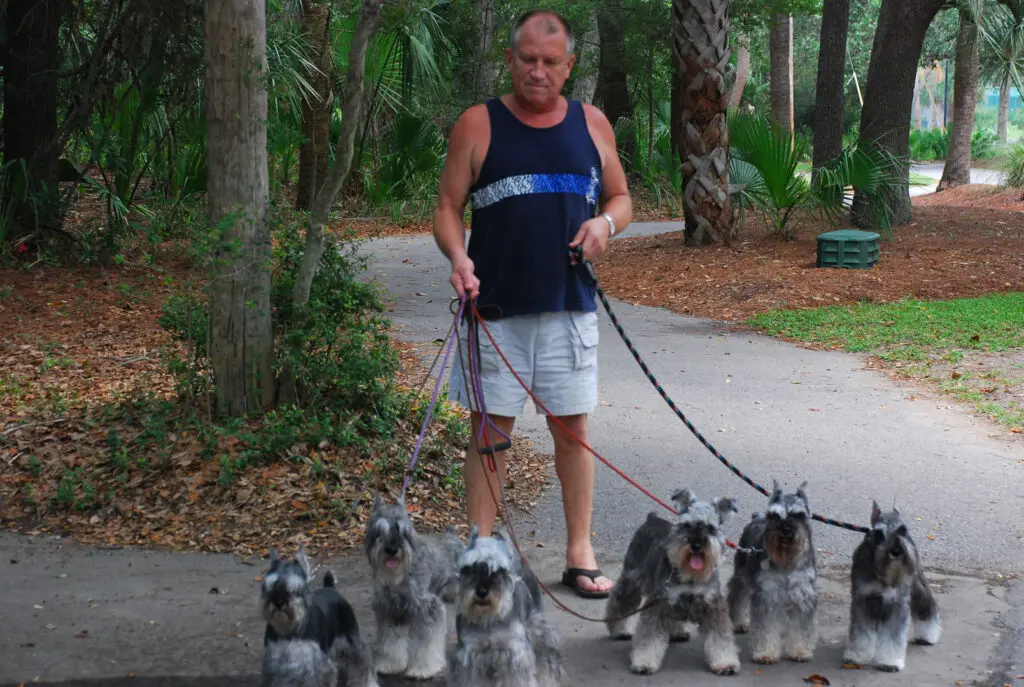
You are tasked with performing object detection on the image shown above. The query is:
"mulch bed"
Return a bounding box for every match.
[594,186,1024,322]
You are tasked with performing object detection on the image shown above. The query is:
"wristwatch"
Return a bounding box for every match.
[602,212,616,237]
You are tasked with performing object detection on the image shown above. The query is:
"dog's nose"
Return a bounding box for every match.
[384,545,398,556]
[691,542,702,553]
[475,585,489,599]
[780,521,794,535]
[890,541,903,556]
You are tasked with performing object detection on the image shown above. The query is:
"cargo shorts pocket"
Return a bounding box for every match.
[568,311,599,371]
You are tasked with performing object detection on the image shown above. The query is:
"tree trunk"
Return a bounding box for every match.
[998,72,1011,143]
[295,4,334,211]
[472,0,498,101]
[812,0,851,178]
[938,7,982,191]
[727,33,750,110]
[596,7,635,160]
[672,0,732,246]
[852,0,945,228]
[571,9,600,104]
[205,0,275,417]
[769,14,794,138]
[4,0,62,229]
[671,70,682,161]
[292,0,384,308]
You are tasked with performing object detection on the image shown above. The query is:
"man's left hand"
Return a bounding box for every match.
[569,215,612,262]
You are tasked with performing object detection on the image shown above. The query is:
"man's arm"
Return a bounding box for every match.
[433,105,486,298]
[570,104,632,261]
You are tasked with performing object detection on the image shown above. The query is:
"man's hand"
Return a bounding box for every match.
[569,215,612,262]
[450,255,480,300]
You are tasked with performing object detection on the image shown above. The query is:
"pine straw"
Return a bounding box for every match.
[0,266,551,558]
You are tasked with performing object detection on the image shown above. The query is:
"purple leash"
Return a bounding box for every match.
[400,298,465,499]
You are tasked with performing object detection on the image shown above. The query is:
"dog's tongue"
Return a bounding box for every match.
[385,558,398,569]
[689,554,704,571]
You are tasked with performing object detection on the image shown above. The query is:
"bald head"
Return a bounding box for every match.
[509,9,575,57]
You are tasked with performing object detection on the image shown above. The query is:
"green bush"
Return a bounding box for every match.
[1006,143,1024,188]
[909,128,949,161]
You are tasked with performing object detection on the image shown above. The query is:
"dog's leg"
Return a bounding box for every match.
[727,572,751,634]
[911,573,941,645]
[843,595,879,667]
[872,600,910,672]
[335,633,380,687]
[670,620,692,643]
[783,601,817,662]
[701,594,741,676]
[372,610,409,675]
[531,616,565,687]
[405,596,448,680]
[629,605,672,675]
[604,570,643,640]
[749,589,783,665]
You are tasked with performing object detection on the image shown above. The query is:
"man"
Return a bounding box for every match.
[432,9,631,599]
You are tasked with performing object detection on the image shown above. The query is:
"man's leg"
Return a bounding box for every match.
[548,413,612,595]
[465,411,516,536]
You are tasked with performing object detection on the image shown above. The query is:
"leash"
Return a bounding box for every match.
[568,246,870,536]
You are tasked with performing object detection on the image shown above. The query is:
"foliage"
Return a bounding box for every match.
[910,125,1000,160]
[1006,141,1024,186]
[727,111,902,239]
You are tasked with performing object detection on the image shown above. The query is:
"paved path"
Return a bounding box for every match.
[3,220,1023,687]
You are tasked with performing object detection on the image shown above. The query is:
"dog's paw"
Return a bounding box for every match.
[710,662,739,676]
[784,651,813,663]
[629,663,656,676]
[876,663,902,673]
[670,631,691,643]
[610,631,633,641]
[751,653,781,665]
[732,623,748,635]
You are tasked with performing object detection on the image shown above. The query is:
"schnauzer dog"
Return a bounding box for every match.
[448,525,564,687]
[843,501,941,672]
[727,480,818,664]
[604,488,741,676]
[259,546,377,687]
[364,493,464,679]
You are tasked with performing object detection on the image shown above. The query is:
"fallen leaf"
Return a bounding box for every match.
[927,534,935,541]
[45,623,56,630]
[841,662,862,669]
[803,675,830,685]
[809,408,820,412]
[74,631,90,639]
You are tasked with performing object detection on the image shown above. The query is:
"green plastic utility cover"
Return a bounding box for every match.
[816,229,880,269]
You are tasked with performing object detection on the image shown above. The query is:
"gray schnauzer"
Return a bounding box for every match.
[843,501,941,672]
[604,488,741,676]
[364,493,464,679]
[727,480,818,664]
[448,525,564,687]
[259,546,378,687]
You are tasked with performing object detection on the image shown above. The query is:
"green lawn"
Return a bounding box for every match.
[746,293,1024,429]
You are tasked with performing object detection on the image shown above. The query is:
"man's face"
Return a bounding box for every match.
[505,17,575,110]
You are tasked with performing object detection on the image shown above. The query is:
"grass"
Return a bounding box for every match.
[746,292,1024,429]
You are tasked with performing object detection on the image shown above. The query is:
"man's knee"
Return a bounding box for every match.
[548,413,589,448]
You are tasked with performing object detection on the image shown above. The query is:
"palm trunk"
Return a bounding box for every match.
[205,0,275,416]
[672,0,732,246]
[727,33,750,110]
[852,0,946,228]
[769,14,794,138]
[998,72,1011,143]
[812,0,852,179]
[571,9,600,104]
[4,0,62,230]
[472,0,498,101]
[296,4,334,211]
[938,7,982,191]
[292,0,384,308]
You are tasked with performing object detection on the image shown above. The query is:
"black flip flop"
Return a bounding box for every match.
[561,568,612,599]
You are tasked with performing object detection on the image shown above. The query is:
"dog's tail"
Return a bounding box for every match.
[322,569,337,588]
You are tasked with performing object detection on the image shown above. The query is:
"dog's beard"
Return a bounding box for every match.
[671,539,718,582]
[764,521,811,571]
[458,578,514,626]
[263,600,307,637]
[877,535,916,586]
[370,543,411,583]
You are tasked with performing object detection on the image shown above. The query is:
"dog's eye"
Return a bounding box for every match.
[792,511,807,520]
[896,525,907,536]
[767,512,781,520]
[873,530,886,544]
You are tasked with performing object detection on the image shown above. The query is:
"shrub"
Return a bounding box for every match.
[1006,142,1024,189]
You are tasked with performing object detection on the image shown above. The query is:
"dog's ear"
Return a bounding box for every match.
[469,522,480,547]
[870,499,881,526]
[268,547,280,564]
[373,492,383,511]
[670,488,696,514]
[295,544,312,578]
[796,481,809,502]
[770,479,782,502]
[714,497,739,524]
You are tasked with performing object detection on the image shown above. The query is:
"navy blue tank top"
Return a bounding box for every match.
[467,97,602,319]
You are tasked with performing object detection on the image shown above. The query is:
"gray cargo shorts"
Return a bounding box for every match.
[449,310,599,418]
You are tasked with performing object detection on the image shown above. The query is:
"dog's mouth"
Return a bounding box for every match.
[384,557,400,569]
[688,553,705,571]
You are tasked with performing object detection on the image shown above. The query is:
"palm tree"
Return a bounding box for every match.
[672,0,733,246]
[980,1,1024,144]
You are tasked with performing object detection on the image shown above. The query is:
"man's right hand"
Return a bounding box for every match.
[451,256,480,300]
